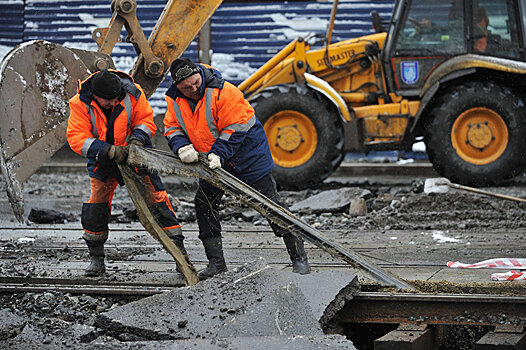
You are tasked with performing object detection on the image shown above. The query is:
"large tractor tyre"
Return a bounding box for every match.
[251,84,344,190]
[425,81,526,186]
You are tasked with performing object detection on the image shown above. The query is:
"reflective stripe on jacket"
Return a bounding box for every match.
[164,64,274,184]
[67,70,156,183]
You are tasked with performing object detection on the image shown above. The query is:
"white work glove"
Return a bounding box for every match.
[178,144,199,163]
[207,153,221,169]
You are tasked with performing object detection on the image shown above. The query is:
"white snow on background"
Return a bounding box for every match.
[150,89,168,116]
[269,13,327,31]
[25,21,39,29]
[211,53,257,81]
[266,13,328,40]
[78,13,112,28]
[0,45,13,64]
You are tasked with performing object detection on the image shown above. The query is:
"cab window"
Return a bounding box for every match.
[395,0,465,55]
[472,0,521,58]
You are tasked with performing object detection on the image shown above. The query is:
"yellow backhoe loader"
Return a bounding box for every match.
[0,0,223,221]
[240,0,526,190]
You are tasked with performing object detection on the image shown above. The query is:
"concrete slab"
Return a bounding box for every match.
[290,187,371,213]
[96,258,358,347]
[4,321,98,350]
[0,309,25,340]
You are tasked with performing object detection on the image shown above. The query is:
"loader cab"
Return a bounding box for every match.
[382,0,525,95]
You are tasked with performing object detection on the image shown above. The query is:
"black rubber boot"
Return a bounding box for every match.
[198,236,228,281]
[283,235,310,275]
[85,242,105,277]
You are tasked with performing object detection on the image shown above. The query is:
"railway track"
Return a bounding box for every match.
[2,160,525,349]
[1,277,524,349]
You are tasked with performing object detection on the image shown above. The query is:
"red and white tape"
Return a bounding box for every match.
[491,271,526,281]
[447,258,526,269]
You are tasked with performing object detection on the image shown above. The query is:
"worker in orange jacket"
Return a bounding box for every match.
[67,69,185,277]
[164,58,310,280]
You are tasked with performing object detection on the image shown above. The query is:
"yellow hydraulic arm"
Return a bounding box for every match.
[93,0,223,97]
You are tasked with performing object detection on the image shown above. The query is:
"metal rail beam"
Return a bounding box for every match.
[0,283,176,296]
[1,282,522,331]
[338,292,526,327]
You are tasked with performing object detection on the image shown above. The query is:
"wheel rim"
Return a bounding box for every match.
[451,107,508,165]
[263,110,318,168]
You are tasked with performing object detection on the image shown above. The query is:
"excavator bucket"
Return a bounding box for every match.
[0,40,108,222]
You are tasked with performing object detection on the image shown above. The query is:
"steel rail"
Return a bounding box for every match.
[0,283,177,296]
[340,292,526,327]
[1,281,523,330]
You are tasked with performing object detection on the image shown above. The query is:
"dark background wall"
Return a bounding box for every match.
[0,1,394,87]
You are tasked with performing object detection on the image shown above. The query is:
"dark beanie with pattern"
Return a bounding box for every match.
[170,58,200,85]
[92,69,122,99]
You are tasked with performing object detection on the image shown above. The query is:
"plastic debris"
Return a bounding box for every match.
[447,258,526,269]
[491,271,526,281]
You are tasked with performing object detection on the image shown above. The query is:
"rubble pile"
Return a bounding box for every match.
[0,260,359,349]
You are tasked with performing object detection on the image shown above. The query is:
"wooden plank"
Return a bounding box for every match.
[119,164,198,286]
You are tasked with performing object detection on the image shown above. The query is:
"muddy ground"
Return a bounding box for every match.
[13,170,526,231]
[0,168,525,348]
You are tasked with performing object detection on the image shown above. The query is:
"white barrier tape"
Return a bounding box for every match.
[491,271,526,281]
[447,258,526,269]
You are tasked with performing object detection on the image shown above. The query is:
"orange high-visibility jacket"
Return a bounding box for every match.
[67,70,156,182]
[164,64,274,184]
[164,73,254,153]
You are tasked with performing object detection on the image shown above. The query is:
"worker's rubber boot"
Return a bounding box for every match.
[198,236,228,281]
[85,242,105,277]
[283,236,310,275]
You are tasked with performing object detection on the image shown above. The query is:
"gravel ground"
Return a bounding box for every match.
[1,170,525,348]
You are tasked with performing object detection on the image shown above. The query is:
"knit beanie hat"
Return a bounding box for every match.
[92,69,122,99]
[170,58,200,84]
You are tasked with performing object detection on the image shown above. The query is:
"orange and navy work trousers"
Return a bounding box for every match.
[81,175,182,247]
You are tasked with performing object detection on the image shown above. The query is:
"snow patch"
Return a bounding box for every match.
[211,53,257,81]
[0,45,12,63]
[431,231,460,243]
[412,141,426,152]
[396,158,414,165]
[78,13,112,28]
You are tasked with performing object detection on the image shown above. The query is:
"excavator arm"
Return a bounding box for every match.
[0,0,222,221]
[93,0,222,98]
